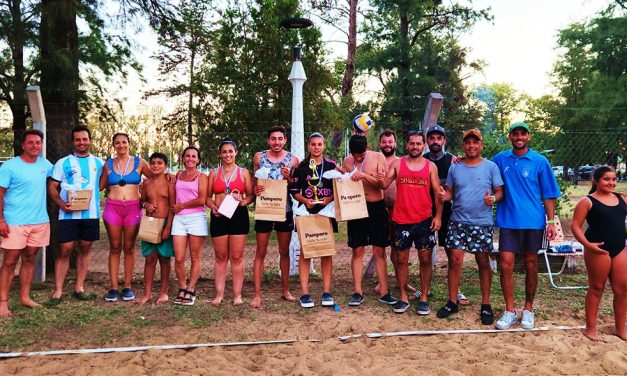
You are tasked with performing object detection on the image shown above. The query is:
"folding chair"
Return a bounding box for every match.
[537,217,587,290]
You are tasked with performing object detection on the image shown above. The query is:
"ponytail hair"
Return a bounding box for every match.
[589,165,615,194]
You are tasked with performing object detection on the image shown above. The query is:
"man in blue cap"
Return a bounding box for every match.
[492,122,561,330]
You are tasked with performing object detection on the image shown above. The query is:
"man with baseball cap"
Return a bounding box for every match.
[423,125,469,306]
[436,129,504,323]
[492,122,561,330]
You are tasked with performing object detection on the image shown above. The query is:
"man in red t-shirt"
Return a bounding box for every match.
[382,131,442,315]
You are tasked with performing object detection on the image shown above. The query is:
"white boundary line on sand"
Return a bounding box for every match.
[0,325,585,359]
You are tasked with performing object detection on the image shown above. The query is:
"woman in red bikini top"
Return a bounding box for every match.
[206,139,253,306]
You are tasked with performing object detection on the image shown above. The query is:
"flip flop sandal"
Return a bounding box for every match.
[457,292,470,306]
[181,291,197,306]
[173,289,187,305]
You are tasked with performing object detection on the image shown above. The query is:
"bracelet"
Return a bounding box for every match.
[547,219,555,224]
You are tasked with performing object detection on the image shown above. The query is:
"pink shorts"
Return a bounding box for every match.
[1,223,50,249]
[103,199,142,227]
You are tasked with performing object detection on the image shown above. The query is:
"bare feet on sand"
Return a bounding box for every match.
[211,296,223,306]
[582,329,602,342]
[233,296,243,306]
[0,302,12,318]
[282,292,295,302]
[138,295,151,305]
[250,295,261,308]
[157,294,169,304]
[20,298,41,309]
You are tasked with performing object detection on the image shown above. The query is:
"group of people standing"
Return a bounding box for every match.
[0,123,625,342]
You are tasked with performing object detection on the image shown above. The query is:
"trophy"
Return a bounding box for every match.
[308,159,324,204]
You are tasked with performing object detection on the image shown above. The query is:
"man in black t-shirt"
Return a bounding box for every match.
[422,125,469,306]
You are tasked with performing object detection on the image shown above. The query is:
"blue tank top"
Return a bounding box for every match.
[107,156,141,186]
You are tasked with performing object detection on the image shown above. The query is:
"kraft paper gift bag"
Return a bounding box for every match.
[295,215,336,259]
[218,189,241,219]
[255,179,287,222]
[68,189,92,211]
[333,178,368,221]
[137,216,165,244]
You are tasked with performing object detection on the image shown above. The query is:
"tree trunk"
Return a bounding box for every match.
[39,0,79,273]
[341,0,357,98]
[39,0,79,164]
[8,0,28,155]
[399,12,412,132]
[187,48,195,145]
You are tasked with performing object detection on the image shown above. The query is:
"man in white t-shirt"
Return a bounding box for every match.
[47,125,104,304]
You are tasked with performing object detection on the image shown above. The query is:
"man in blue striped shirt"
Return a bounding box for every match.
[47,125,104,303]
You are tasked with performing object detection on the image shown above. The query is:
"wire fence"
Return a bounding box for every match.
[1,127,626,280]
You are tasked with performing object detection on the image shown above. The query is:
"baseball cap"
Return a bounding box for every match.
[508,122,530,133]
[425,125,446,137]
[462,129,482,141]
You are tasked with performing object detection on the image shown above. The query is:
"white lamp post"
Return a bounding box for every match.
[281,17,313,276]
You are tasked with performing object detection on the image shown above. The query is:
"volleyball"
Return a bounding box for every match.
[352,113,374,134]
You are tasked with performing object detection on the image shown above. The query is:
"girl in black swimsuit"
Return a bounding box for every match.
[572,166,627,342]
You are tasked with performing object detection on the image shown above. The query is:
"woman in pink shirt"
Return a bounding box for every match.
[171,146,208,306]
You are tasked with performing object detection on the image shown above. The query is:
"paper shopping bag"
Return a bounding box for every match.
[68,189,92,211]
[218,189,241,219]
[295,215,336,259]
[137,216,165,244]
[333,178,368,221]
[255,179,287,222]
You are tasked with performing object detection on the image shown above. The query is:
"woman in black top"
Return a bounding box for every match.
[572,165,627,342]
[289,132,337,309]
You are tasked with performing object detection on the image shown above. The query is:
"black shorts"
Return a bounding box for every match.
[498,228,545,254]
[210,206,250,237]
[437,202,452,246]
[347,200,389,248]
[393,217,436,251]
[254,212,295,233]
[57,219,100,244]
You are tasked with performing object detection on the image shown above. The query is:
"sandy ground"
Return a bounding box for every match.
[1,300,626,375]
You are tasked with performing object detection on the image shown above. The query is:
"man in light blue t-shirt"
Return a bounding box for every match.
[0,129,53,317]
[47,125,104,304]
[436,129,504,324]
[492,122,561,331]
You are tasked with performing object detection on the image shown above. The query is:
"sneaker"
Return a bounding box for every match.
[104,289,118,302]
[417,301,431,316]
[393,300,410,314]
[495,310,518,330]
[480,304,495,325]
[348,293,365,306]
[436,300,459,318]
[520,309,535,330]
[321,292,335,307]
[299,294,315,308]
[121,288,135,301]
[378,292,398,305]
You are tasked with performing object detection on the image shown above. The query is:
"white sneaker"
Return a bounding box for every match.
[495,310,517,330]
[520,309,535,330]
